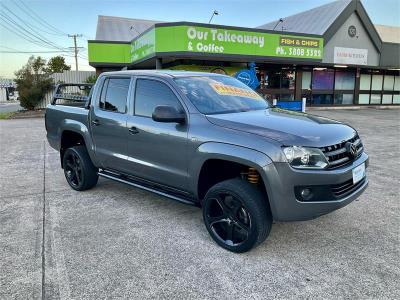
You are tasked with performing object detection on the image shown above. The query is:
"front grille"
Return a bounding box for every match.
[331,177,367,198]
[320,135,363,169]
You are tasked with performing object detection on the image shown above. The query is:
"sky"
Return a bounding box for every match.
[0,0,399,78]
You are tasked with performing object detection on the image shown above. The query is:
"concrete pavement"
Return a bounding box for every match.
[0,102,22,113]
[0,108,399,299]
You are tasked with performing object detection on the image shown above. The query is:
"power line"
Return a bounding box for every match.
[0,50,73,53]
[12,0,67,36]
[1,3,90,66]
[0,12,64,50]
[0,20,75,56]
[0,4,69,51]
[0,45,20,51]
[0,17,62,49]
[0,5,68,51]
[0,45,72,54]
[17,0,67,36]
[0,2,91,69]
[78,34,92,40]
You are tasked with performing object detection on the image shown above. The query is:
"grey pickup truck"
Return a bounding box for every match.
[46,70,369,252]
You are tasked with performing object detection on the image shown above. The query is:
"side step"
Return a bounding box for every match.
[98,171,198,206]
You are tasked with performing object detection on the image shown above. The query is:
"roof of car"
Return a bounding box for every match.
[100,70,227,78]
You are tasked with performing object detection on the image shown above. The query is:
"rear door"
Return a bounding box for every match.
[90,76,132,172]
[125,77,189,191]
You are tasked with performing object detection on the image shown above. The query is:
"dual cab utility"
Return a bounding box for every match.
[46,70,369,252]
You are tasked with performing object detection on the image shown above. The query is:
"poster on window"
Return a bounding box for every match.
[334,47,368,65]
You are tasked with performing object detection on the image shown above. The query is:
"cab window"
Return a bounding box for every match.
[99,78,130,113]
[134,79,183,117]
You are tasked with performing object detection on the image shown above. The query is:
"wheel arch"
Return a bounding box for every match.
[58,119,96,167]
[190,142,274,209]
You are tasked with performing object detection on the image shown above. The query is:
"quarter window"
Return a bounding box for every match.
[100,78,130,113]
[134,79,183,117]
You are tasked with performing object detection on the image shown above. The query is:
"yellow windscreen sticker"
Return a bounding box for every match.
[210,83,262,100]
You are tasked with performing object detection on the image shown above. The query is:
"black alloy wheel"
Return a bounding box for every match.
[62,146,98,191]
[64,151,83,188]
[203,178,272,253]
[204,193,251,247]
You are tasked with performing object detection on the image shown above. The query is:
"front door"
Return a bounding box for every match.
[90,76,131,172]
[125,77,189,191]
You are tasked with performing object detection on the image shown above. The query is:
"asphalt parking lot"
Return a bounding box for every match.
[1,108,399,299]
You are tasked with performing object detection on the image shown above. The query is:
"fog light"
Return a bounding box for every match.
[300,188,313,201]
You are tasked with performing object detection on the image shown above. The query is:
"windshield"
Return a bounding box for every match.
[174,76,268,115]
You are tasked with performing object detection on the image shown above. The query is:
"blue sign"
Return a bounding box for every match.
[275,100,303,112]
[234,62,259,90]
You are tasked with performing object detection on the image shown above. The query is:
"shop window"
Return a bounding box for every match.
[359,94,370,104]
[371,75,383,91]
[263,93,294,101]
[264,69,295,89]
[261,68,295,101]
[302,71,311,89]
[384,75,395,91]
[394,76,400,91]
[393,95,400,104]
[360,74,371,90]
[370,94,381,104]
[311,94,333,105]
[334,94,353,105]
[280,94,294,101]
[264,71,281,89]
[312,69,334,90]
[335,71,355,90]
[382,94,393,104]
[281,70,296,89]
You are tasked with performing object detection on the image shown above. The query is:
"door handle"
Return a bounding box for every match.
[128,126,139,134]
[92,119,100,126]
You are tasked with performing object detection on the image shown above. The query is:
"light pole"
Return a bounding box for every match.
[208,10,219,24]
[272,18,284,30]
[130,25,141,36]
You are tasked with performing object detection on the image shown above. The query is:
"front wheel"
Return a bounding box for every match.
[202,178,272,253]
[63,146,98,191]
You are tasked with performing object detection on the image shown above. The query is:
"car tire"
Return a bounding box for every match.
[202,178,272,253]
[62,146,98,191]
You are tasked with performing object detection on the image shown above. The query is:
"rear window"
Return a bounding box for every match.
[100,78,130,113]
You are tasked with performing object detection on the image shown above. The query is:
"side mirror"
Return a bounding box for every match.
[152,105,185,123]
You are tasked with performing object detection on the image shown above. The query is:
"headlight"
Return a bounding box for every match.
[282,146,329,169]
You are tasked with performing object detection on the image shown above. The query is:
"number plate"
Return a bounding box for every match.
[352,163,366,184]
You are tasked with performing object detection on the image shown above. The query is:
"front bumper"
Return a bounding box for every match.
[261,152,369,221]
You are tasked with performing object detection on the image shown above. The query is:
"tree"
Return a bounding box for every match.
[46,56,71,73]
[84,74,98,84]
[14,56,53,110]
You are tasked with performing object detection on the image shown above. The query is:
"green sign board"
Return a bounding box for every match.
[131,29,155,62]
[154,26,323,61]
[88,42,131,64]
[88,24,324,64]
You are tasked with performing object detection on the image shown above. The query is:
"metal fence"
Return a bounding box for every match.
[0,79,16,103]
[36,71,95,109]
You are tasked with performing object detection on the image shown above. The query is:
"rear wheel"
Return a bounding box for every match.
[202,178,272,253]
[63,146,98,191]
